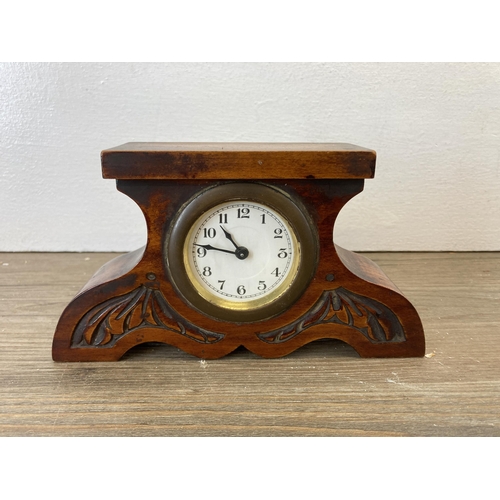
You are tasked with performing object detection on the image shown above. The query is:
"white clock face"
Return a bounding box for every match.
[184,200,300,310]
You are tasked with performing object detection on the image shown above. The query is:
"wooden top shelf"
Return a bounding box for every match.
[101,142,376,180]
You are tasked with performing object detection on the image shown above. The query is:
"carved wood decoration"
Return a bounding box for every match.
[52,143,425,361]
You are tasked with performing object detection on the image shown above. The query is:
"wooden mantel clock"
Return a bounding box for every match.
[52,143,425,361]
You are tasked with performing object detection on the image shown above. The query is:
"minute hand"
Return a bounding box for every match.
[194,243,236,255]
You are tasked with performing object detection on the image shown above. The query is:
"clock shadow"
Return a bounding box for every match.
[121,339,359,361]
[241,339,360,361]
[273,339,360,361]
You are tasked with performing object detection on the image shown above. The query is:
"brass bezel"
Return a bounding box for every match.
[165,182,318,323]
[184,200,300,310]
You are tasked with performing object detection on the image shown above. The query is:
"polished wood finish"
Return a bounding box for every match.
[2,252,499,436]
[101,142,376,179]
[53,143,423,361]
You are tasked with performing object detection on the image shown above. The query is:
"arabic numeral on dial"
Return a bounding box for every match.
[237,208,250,218]
[219,213,228,224]
[218,280,225,290]
[261,214,266,224]
[237,285,246,295]
[258,281,267,291]
[272,267,280,277]
[278,248,288,259]
[274,228,283,238]
[203,228,216,238]
[202,266,212,276]
[196,247,207,257]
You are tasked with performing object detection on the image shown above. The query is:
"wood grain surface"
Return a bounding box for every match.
[101,142,376,179]
[53,178,424,361]
[1,252,499,436]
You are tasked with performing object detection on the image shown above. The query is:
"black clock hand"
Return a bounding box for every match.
[219,226,249,260]
[194,243,236,255]
[220,225,239,249]
[195,243,249,260]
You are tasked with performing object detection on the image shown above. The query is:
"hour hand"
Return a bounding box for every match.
[218,226,249,260]
[220,225,239,249]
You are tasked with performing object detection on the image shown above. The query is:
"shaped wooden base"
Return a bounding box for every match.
[53,174,425,361]
[52,243,424,361]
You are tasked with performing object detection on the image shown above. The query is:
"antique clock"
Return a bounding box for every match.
[52,143,425,361]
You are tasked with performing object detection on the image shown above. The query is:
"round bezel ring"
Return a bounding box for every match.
[165,182,319,323]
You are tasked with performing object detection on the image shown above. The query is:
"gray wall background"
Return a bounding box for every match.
[1,62,499,251]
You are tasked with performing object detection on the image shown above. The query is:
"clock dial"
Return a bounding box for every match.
[166,182,319,323]
[184,201,300,309]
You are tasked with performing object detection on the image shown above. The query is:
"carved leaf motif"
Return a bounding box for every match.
[334,304,350,325]
[258,287,406,344]
[72,285,224,348]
